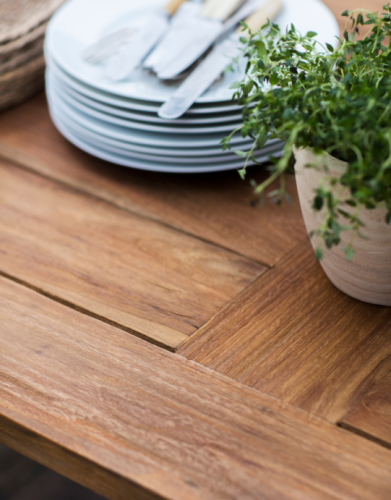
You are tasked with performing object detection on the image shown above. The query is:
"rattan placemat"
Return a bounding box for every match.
[0,38,44,74]
[0,0,64,45]
[0,0,67,111]
[0,22,46,61]
[0,54,45,111]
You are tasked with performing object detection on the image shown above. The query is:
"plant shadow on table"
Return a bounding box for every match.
[0,444,107,500]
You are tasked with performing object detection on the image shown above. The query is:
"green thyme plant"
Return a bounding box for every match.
[223,6,391,259]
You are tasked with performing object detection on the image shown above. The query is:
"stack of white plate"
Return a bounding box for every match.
[44,0,339,173]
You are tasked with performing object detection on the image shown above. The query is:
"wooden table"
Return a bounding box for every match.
[0,2,390,498]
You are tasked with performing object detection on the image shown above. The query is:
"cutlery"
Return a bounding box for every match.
[157,0,275,79]
[150,0,245,77]
[158,0,283,119]
[144,0,204,70]
[104,0,188,81]
[82,28,135,64]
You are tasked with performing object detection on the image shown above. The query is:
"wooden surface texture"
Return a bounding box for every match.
[0,276,390,500]
[323,0,385,39]
[179,240,391,424]
[341,371,391,449]
[0,0,390,497]
[0,158,265,350]
[0,94,306,267]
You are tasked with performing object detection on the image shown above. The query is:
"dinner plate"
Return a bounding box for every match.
[49,103,283,173]
[49,80,243,134]
[48,70,244,125]
[49,100,281,159]
[46,54,242,115]
[58,115,284,165]
[48,86,257,149]
[46,0,339,104]
[51,103,283,164]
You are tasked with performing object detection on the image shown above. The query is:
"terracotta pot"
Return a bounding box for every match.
[293,146,391,306]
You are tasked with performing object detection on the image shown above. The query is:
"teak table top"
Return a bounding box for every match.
[0,2,390,498]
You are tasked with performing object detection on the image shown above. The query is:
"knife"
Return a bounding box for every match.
[157,0,277,79]
[82,28,136,65]
[158,0,283,119]
[150,0,245,78]
[104,0,188,81]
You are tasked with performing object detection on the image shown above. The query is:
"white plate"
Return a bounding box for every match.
[48,79,243,134]
[48,86,257,149]
[46,0,339,104]
[48,69,244,125]
[46,55,242,115]
[51,101,282,159]
[49,94,282,157]
[49,103,283,173]
[51,103,283,164]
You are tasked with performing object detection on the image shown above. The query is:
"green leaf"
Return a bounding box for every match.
[256,131,268,149]
[233,150,248,157]
[306,31,318,38]
[331,221,341,238]
[238,168,246,180]
[326,43,334,52]
[240,36,248,44]
[313,195,324,211]
[314,248,323,260]
[282,108,294,120]
[229,81,241,89]
[342,9,349,16]
[255,40,267,56]
[245,81,254,94]
[345,247,355,261]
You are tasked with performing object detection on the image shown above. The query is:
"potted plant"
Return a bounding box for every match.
[223,6,391,306]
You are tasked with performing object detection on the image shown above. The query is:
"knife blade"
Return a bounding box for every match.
[144,0,203,69]
[82,28,136,65]
[151,0,245,78]
[157,0,276,80]
[158,0,283,119]
[104,0,188,81]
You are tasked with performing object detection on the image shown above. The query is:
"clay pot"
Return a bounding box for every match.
[294,146,391,306]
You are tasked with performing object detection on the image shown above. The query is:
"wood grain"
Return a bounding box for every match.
[0,93,306,267]
[341,371,391,449]
[0,275,391,500]
[322,0,385,38]
[0,159,265,350]
[179,239,391,423]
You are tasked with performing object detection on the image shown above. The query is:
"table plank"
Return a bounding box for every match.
[179,240,391,423]
[341,371,391,450]
[0,94,306,267]
[324,0,385,38]
[0,275,390,500]
[0,159,265,351]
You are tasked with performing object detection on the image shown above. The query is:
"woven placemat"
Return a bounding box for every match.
[0,0,65,45]
[0,54,45,111]
[0,21,46,62]
[0,37,44,76]
[0,31,45,74]
[0,0,67,112]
